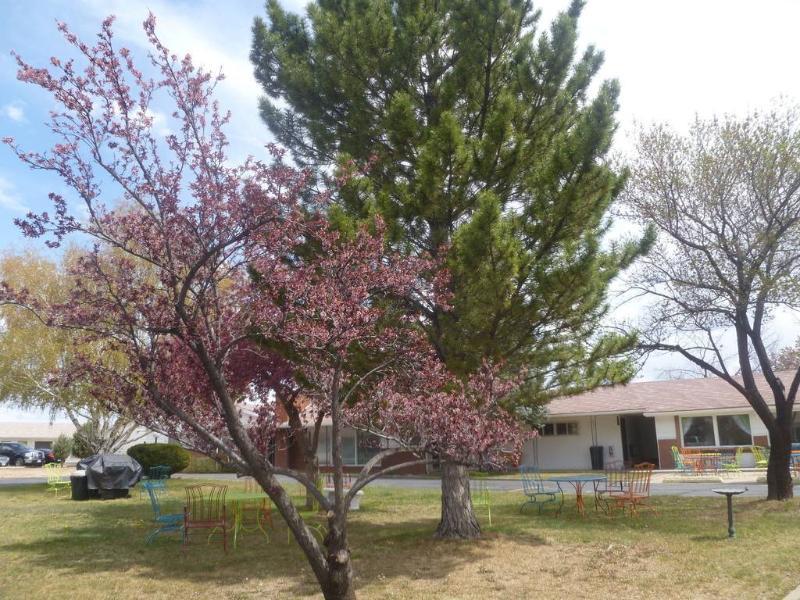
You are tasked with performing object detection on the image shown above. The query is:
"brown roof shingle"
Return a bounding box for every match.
[546,371,795,416]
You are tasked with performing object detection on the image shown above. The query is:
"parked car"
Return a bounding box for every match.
[37,448,60,464]
[0,442,44,466]
[0,456,8,467]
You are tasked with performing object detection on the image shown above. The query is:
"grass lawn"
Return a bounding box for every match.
[1,479,799,599]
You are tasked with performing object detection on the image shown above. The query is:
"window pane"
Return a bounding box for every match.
[342,430,357,465]
[315,427,330,465]
[357,432,383,464]
[717,414,752,446]
[681,416,715,447]
[542,424,554,436]
[567,423,578,435]
[556,423,568,435]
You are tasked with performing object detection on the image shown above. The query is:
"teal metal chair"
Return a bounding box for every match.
[519,466,563,515]
[143,480,183,544]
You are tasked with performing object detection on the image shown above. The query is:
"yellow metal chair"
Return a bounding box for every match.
[44,463,71,497]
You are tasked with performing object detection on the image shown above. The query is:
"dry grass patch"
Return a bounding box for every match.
[0,480,798,599]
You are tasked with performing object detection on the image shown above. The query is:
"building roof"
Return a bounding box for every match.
[546,371,795,417]
[0,421,76,441]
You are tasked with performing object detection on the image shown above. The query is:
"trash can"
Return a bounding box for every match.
[589,446,604,470]
[70,470,89,501]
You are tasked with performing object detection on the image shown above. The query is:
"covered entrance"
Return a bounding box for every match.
[619,414,659,467]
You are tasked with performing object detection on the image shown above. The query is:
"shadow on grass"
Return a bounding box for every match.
[0,483,548,598]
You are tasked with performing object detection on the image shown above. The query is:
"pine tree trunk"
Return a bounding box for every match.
[435,462,481,539]
[766,428,793,501]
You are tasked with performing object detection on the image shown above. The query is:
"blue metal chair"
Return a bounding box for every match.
[143,480,183,544]
[519,466,563,515]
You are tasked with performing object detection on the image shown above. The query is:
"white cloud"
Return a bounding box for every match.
[0,176,29,214]
[1,101,25,123]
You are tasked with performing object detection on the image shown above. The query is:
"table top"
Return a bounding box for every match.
[712,487,747,496]
[545,475,607,483]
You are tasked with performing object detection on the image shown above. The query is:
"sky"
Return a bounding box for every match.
[2,0,800,419]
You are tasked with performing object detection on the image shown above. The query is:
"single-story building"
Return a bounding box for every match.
[523,371,796,470]
[0,421,164,452]
[0,421,77,450]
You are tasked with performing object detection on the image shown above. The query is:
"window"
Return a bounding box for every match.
[315,428,391,465]
[34,441,51,450]
[717,415,752,446]
[681,414,753,447]
[681,416,715,447]
[540,422,578,436]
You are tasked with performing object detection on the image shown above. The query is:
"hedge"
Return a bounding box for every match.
[126,443,190,475]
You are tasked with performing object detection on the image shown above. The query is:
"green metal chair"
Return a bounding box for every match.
[721,449,740,472]
[143,480,183,544]
[44,463,71,497]
[519,466,563,515]
[751,446,769,468]
[670,446,693,474]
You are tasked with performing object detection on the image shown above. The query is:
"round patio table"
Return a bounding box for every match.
[545,475,607,516]
[225,490,273,549]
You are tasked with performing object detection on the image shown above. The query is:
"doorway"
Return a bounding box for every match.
[619,414,659,467]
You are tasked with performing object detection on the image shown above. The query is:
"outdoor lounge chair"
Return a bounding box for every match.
[143,480,183,544]
[606,462,655,516]
[594,461,626,512]
[44,463,71,497]
[751,446,769,468]
[183,484,229,553]
[519,466,563,515]
[671,446,693,474]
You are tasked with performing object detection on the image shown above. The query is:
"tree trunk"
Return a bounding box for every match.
[305,455,320,510]
[321,523,356,600]
[435,461,481,539]
[766,427,793,500]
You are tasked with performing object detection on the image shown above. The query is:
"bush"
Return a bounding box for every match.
[185,452,238,474]
[52,434,73,462]
[72,423,96,458]
[126,443,190,474]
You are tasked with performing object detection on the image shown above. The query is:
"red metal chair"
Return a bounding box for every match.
[242,476,274,529]
[183,484,229,553]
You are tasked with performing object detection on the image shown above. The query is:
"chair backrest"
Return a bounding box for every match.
[185,484,228,523]
[44,463,64,484]
[149,465,172,480]
[143,481,163,519]
[519,466,545,494]
[671,446,686,469]
[627,463,654,496]
[242,476,259,493]
[604,461,627,491]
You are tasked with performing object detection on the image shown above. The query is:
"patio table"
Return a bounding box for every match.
[545,475,606,516]
[225,490,272,549]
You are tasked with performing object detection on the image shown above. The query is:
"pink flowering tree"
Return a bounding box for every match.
[1,16,523,600]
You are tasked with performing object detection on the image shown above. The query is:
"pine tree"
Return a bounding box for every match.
[252,0,650,538]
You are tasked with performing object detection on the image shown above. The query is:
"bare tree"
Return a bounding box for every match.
[624,107,800,500]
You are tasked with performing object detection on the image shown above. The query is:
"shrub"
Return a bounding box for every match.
[52,434,73,462]
[72,423,96,458]
[126,443,190,474]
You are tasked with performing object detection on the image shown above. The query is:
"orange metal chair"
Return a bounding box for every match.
[607,462,655,516]
[183,484,229,553]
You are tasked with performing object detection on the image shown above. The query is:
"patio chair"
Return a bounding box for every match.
[606,463,655,516]
[240,476,274,530]
[595,461,626,512]
[720,449,740,473]
[44,463,71,497]
[140,464,171,497]
[183,484,229,554]
[751,446,769,468]
[519,466,563,515]
[471,479,492,526]
[671,446,693,475]
[143,480,183,544]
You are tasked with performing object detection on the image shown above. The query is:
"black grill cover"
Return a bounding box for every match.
[77,454,143,490]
